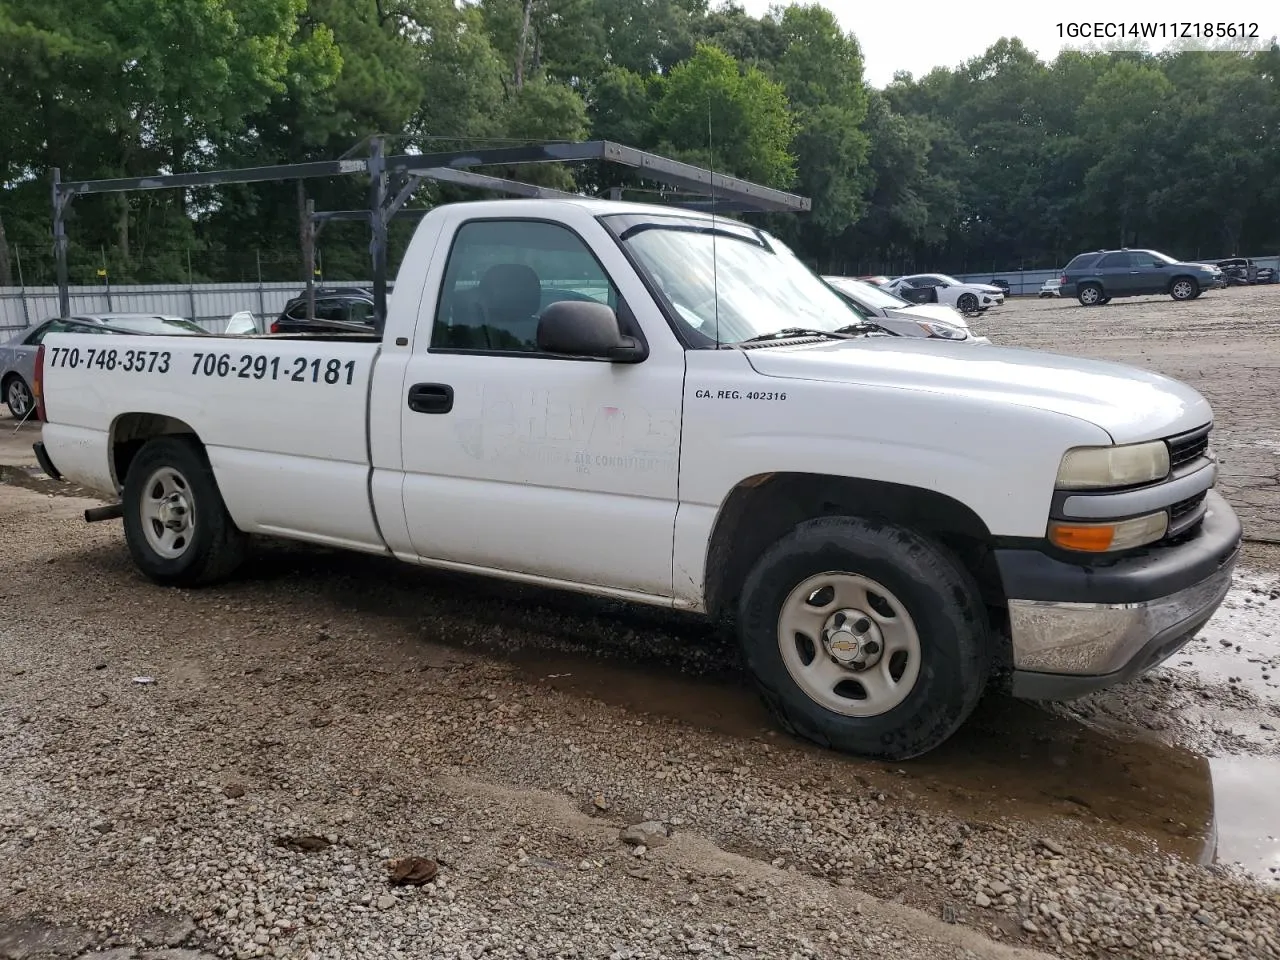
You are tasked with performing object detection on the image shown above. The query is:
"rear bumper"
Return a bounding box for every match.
[32,441,63,481]
[997,490,1241,700]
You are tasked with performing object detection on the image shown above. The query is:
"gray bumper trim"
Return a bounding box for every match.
[1006,542,1237,694]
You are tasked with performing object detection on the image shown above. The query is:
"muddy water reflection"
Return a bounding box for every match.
[1208,756,1280,883]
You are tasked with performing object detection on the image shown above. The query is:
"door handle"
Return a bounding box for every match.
[407,383,454,414]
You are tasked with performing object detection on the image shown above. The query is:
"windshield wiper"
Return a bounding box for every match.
[736,326,856,344]
[834,321,892,336]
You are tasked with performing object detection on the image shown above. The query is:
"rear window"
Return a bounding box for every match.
[1065,253,1101,270]
[103,316,208,336]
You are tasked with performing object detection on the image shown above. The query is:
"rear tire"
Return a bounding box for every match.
[1077,283,1103,306]
[122,437,247,586]
[736,515,991,761]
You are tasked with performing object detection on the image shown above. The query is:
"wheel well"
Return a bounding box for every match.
[703,472,1006,623]
[1,371,21,390]
[110,413,201,488]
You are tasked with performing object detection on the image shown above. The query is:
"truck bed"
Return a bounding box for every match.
[39,330,387,554]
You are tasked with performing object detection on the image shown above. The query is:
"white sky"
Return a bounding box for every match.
[735,0,1280,87]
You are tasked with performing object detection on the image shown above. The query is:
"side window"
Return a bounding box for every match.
[1096,252,1132,269]
[347,299,375,325]
[433,220,620,353]
[285,302,308,320]
[910,276,940,288]
[314,300,349,324]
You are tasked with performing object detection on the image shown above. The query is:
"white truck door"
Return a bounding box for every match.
[397,213,683,600]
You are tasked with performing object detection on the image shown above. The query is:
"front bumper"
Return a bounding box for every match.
[996,489,1241,700]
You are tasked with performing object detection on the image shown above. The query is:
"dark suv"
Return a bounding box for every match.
[1059,249,1224,306]
[270,287,378,334]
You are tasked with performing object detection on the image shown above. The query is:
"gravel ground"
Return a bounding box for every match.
[4,288,1280,960]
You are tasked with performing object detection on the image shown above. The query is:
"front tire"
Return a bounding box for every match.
[122,437,247,586]
[737,516,991,761]
[5,376,33,419]
[957,293,979,313]
[1077,283,1103,306]
[1170,277,1199,301]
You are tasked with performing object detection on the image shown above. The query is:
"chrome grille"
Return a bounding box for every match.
[1167,425,1210,470]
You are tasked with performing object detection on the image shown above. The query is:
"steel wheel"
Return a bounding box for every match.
[777,572,922,718]
[6,377,32,418]
[139,466,197,560]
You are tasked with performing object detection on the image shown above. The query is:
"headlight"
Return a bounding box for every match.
[1055,440,1170,490]
[1048,511,1169,553]
[914,321,966,340]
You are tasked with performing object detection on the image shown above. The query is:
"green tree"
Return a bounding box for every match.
[653,42,796,187]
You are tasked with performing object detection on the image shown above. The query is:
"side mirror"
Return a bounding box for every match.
[536,300,647,363]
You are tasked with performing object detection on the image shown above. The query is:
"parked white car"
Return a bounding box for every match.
[884,274,1005,314]
[822,277,989,344]
[1039,278,1062,298]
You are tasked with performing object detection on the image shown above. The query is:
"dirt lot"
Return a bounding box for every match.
[2,287,1280,960]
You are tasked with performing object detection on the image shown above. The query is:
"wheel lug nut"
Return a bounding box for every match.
[864,641,880,655]
[854,618,871,633]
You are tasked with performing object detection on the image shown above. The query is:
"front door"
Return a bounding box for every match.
[397,214,685,600]
[1094,251,1139,295]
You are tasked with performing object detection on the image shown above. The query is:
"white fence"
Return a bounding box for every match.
[0,282,310,336]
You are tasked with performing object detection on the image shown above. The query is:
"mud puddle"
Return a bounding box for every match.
[1172,572,1280,700]
[1206,756,1280,883]
[510,649,1216,865]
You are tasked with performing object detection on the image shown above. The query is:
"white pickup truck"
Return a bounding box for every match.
[31,198,1241,760]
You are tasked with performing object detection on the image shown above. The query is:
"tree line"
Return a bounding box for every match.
[2,0,1278,288]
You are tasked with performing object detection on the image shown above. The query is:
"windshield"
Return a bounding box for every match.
[103,316,208,335]
[827,277,910,309]
[607,216,860,344]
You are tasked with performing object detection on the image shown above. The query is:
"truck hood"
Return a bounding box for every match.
[743,339,1212,443]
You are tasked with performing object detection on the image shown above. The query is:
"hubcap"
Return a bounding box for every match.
[1174,281,1191,298]
[777,572,922,718]
[140,467,196,560]
[1082,288,1099,304]
[8,380,30,415]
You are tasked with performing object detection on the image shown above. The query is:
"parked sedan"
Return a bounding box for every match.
[1,313,208,419]
[882,273,1005,314]
[822,276,988,343]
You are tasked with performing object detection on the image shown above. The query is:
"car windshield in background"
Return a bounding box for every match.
[606,215,857,345]
[828,278,910,309]
[102,316,208,335]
